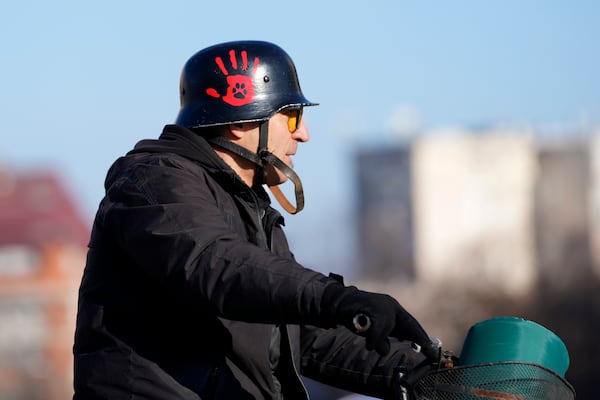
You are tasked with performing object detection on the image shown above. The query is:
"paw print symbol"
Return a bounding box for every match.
[206,49,260,107]
[230,81,248,100]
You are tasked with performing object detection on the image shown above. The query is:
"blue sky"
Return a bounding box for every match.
[2,1,599,271]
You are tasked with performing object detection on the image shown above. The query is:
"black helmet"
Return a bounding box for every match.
[175,40,317,128]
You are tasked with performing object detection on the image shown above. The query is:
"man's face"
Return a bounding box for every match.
[263,109,310,185]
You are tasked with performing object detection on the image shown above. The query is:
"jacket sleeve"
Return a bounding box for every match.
[300,325,426,399]
[98,156,335,326]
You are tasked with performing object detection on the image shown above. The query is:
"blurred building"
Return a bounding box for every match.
[534,140,591,291]
[355,146,415,282]
[0,167,89,400]
[354,127,599,297]
[589,131,600,280]
[412,129,538,296]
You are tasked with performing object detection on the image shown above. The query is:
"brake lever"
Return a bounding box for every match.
[394,339,458,400]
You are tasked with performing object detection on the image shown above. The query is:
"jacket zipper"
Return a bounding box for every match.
[287,334,309,400]
[265,213,309,400]
[248,188,269,248]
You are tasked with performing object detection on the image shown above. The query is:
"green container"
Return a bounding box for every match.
[460,316,570,377]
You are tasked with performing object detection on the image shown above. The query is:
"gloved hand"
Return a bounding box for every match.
[320,284,438,360]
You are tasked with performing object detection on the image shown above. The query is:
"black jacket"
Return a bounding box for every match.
[73,125,424,399]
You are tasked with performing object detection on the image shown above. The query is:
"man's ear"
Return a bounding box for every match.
[228,122,258,140]
[227,123,244,139]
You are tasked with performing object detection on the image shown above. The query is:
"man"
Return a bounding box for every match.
[73,40,439,400]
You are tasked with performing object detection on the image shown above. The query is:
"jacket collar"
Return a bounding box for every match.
[128,124,277,214]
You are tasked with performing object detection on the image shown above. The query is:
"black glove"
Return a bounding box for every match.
[320,284,437,359]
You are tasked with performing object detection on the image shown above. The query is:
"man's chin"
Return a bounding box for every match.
[264,166,290,187]
[265,176,289,187]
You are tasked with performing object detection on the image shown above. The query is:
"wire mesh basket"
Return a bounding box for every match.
[412,362,575,400]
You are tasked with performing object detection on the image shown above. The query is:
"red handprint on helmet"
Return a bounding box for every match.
[206,49,259,107]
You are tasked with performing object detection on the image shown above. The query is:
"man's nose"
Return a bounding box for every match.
[292,119,310,142]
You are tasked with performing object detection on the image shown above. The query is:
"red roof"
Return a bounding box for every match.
[0,169,91,248]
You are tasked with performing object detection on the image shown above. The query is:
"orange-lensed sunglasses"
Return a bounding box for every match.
[283,108,303,133]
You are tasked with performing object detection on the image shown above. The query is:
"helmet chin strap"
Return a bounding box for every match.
[261,152,304,214]
[206,121,304,214]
